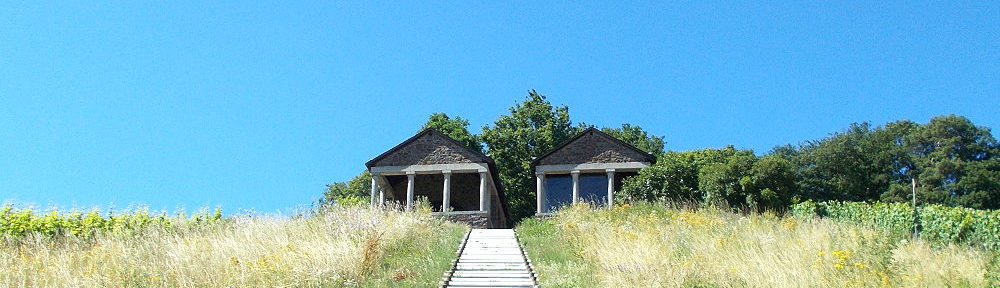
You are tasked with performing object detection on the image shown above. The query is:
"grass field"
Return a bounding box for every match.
[518,203,998,287]
[0,205,467,287]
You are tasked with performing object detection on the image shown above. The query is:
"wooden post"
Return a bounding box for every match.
[912,178,918,238]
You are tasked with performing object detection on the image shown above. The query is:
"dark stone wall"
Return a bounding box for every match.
[538,132,650,165]
[370,132,485,167]
[437,212,490,228]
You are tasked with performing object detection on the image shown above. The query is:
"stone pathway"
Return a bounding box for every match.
[440,229,538,288]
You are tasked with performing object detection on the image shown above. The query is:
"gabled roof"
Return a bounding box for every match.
[365,128,486,168]
[530,127,657,166]
[365,128,511,227]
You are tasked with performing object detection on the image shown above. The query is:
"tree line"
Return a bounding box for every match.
[323,91,999,222]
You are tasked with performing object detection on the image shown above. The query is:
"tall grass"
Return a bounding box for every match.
[0,205,467,287]
[518,203,995,287]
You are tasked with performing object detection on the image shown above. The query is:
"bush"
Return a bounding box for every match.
[0,205,224,238]
[791,201,1000,250]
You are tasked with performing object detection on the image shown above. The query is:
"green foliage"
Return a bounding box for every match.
[794,122,906,202]
[788,115,999,209]
[421,112,483,152]
[620,146,796,211]
[748,155,797,210]
[481,90,579,222]
[0,205,224,238]
[905,115,1000,209]
[699,149,757,208]
[791,200,1000,250]
[617,152,700,203]
[321,170,372,207]
[600,123,665,156]
[789,199,819,219]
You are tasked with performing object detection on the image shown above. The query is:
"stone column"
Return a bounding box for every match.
[606,169,616,208]
[405,172,415,211]
[479,171,488,212]
[378,189,385,206]
[370,175,378,207]
[375,175,389,206]
[377,175,386,204]
[536,173,546,214]
[571,171,580,204]
[442,170,452,212]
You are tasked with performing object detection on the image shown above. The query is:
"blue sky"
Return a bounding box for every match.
[1,2,997,213]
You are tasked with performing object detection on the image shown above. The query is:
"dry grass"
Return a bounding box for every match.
[518,203,994,287]
[0,205,467,287]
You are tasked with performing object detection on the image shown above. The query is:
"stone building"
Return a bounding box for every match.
[366,129,510,228]
[532,127,656,214]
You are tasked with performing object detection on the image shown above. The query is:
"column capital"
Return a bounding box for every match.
[406,171,416,176]
[535,172,546,177]
[571,170,581,176]
[605,169,616,173]
[442,170,452,175]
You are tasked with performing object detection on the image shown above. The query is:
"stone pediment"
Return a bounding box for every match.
[534,128,654,166]
[366,129,487,167]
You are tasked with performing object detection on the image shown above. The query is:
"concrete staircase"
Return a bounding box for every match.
[440,229,538,288]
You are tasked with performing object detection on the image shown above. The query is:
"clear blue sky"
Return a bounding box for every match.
[1,2,997,214]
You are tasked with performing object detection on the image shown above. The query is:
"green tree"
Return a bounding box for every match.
[788,115,999,209]
[747,155,797,211]
[618,151,699,203]
[794,123,895,202]
[421,112,483,152]
[903,115,1000,209]
[320,170,372,207]
[698,149,757,208]
[480,90,578,222]
[601,123,666,156]
[619,146,748,205]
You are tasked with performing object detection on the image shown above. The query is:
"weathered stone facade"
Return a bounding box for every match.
[537,131,650,165]
[366,128,510,228]
[369,131,485,167]
[435,211,490,228]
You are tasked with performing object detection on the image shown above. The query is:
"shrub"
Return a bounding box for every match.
[790,201,1000,250]
[0,205,224,239]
